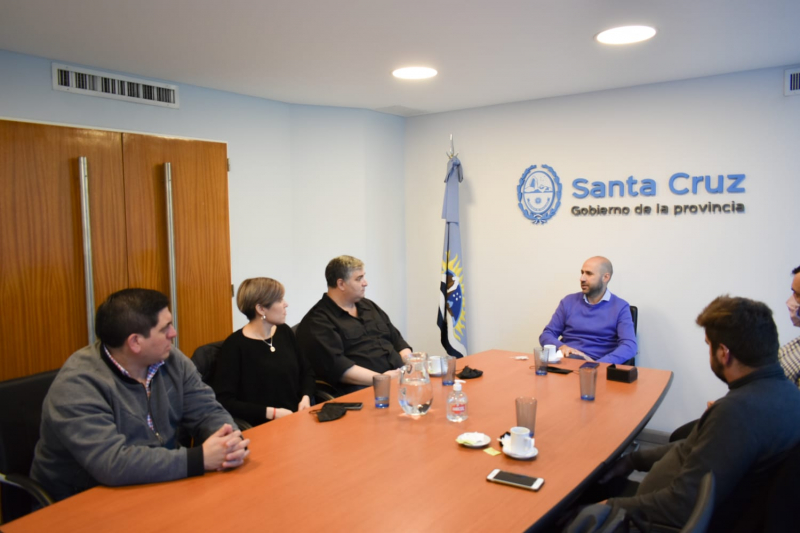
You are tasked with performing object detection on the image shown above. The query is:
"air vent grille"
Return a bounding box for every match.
[52,63,179,108]
[785,67,800,96]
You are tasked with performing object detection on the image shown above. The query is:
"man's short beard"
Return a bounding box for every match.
[584,284,604,300]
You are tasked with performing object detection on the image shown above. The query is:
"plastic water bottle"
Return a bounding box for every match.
[446,379,468,422]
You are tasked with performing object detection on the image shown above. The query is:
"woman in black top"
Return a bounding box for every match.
[213,278,315,426]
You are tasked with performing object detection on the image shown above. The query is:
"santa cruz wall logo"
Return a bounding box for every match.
[517,164,562,224]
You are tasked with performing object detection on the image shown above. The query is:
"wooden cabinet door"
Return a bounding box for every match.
[0,121,127,380]
[122,134,232,358]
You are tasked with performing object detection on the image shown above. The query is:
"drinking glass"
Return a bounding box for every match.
[373,375,391,408]
[533,347,548,376]
[579,367,597,401]
[515,397,537,436]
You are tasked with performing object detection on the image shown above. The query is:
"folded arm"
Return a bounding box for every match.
[341,364,399,387]
[47,379,200,486]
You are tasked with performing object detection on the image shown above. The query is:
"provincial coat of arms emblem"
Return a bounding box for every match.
[516,164,563,224]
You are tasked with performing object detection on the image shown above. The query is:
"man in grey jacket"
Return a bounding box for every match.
[603,295,800,530]
[31,289,250,501]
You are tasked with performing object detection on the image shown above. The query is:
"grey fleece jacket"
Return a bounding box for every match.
[610,363,800,528]
[30,341,235,501]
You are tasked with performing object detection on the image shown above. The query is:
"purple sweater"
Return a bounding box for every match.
[539,292,637,364]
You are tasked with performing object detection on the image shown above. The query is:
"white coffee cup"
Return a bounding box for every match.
[543,344,562,363]
[427,355,444,376]
[509,426,534,455]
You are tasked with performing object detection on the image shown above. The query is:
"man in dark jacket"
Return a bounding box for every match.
[604,295,800,530]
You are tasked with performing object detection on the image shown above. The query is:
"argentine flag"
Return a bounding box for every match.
[438,156,468,358]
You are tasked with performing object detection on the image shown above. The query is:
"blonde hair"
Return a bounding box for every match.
[236,278,285,320]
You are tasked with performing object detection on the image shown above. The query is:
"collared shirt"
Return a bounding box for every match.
[103,345,164,432]
[779,335,800,387]
[297,294,411,390]
[583,288,612,305]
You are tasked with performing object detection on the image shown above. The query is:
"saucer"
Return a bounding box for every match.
[456,432,491,448]
[502,445,538,460]
[546,351,563,364]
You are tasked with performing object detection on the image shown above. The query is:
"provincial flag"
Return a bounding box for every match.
[438,156,468,358]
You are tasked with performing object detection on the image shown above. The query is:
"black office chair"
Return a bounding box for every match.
[621,305,638,366]
[648,472,715,533]
[189,342,252,432]
[724,441,800,533]
[669,420,698,442]
[681,471,715,533]
[192,341,224,383]
[290,323,338,403]
[314,380,339,403]
[0,370,57,523]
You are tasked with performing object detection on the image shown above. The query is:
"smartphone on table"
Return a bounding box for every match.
[486,469,544,491]
[580,362,600,369]
[328,402,363,410]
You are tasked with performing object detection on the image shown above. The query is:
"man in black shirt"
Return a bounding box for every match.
[297,255,412,393]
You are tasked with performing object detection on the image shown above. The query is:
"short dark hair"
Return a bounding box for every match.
[695,295,778,368]
[95,289,170,348]
[325,255,364,288]
[792,265,800,276]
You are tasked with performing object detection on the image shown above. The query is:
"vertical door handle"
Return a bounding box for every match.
[78,157,96,344]
[164,162,179,348]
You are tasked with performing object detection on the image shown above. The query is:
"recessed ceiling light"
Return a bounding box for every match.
[595,25,656,45]
[392,67,438,80]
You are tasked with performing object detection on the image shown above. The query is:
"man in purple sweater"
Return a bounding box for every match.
[539,256,637,364]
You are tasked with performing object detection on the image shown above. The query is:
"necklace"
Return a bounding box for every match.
[256,315,277,353]
[262,336,276,353]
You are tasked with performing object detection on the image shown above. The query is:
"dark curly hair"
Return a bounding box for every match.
[696,295,778,368]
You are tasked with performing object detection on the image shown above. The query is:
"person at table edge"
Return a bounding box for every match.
[670,263,800,444]
[212,277,314,426]
[778,264,800,386]
[539,256,637,364]
[30,288,250,501]
[296,255,411,394]
[602,295,800,530]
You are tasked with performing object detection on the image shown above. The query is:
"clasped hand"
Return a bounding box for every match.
[202,423,251,471]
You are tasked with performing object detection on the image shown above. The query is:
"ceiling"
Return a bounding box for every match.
[1,0,799,116]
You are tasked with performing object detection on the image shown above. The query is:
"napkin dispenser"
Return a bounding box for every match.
[606,364,638,383]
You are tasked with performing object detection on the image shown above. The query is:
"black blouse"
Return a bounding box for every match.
[212,324,315,426]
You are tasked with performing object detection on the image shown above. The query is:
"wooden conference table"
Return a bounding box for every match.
[4,350,672,533]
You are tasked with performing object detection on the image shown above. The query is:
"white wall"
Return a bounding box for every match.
[288,105,407,330]
[4,47,799,432]
[405,66,800,432]
[0,49,406,333]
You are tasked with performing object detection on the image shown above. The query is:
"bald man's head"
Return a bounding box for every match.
[580,257,613,303]
[589,256,613,278]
